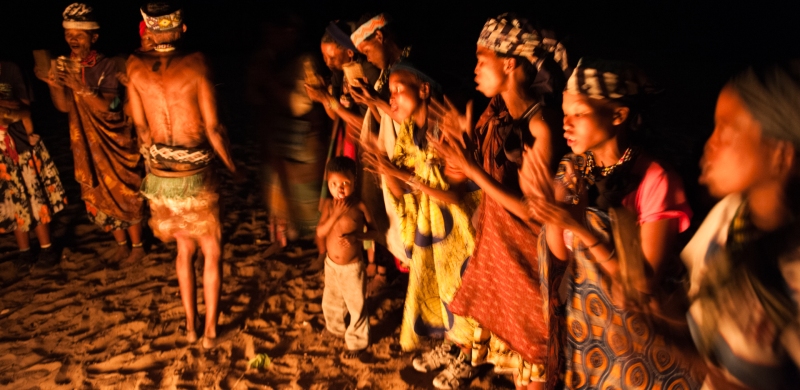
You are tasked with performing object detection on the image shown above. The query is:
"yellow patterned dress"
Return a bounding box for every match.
[387,119,481,351]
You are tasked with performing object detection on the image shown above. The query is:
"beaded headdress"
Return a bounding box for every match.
[140,3,183,32]
[62,3,99,30]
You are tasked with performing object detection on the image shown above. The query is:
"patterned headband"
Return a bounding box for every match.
[141,7,183,32]
[477,13,541,64]
[326,21,356,52]
[351,14,388,48]
[62,3,99,30]
[566,58,653,100]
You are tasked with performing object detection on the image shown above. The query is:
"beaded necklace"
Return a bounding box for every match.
[583,147,634,184]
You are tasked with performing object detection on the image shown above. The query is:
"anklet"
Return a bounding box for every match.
[117,240,128,246]
[40,243,52,249]
[132,242,143,248]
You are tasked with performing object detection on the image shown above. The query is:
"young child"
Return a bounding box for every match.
[316,156,375,358]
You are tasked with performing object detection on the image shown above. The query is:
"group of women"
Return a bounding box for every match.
[2,5,799,389]
[344,11,800,390]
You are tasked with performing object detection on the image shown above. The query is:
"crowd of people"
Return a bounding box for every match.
[1,2,799,389]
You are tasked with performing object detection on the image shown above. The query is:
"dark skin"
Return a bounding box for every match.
[362,71,467,204]
[126,25,235,348]
[351,30,403,123]
[316,171,380,265]
[304,42,366,134]
[34,28,144,262]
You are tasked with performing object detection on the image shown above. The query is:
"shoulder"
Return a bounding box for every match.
[633,155,681,190]
[527,108,552,140]
[95,54,118,71]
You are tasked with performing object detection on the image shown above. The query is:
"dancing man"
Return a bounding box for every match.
[126,2,236,348]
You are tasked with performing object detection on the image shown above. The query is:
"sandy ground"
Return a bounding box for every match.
[0,139,516,390]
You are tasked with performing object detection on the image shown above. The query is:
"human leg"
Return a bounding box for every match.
[110,228,130,262]
[175,232,199,342]
[33,223,59,265]
[14,229,30,251]
[340,262,369,353]
[322,257,347,337]
[198,232,221,348]
[124,222,146,263]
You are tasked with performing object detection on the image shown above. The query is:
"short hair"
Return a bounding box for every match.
[326,156,357,177]
[321,20,354,46]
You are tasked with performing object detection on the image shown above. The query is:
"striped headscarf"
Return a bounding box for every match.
[566,58,653,100]
[477,13,541,65]
[351,14,389,48]
[729,60,800,147]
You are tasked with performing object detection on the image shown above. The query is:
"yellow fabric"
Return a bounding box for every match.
[387,119,481,350]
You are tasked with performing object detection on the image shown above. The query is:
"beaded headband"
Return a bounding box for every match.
[140,7,183,32]
[62,3,99,30]
[351,14,388,48]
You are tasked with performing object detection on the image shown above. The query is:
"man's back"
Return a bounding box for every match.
[127,50,213,148]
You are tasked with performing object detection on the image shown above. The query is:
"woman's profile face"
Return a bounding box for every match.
[700,86,775,197]
[474,46,506,98]
[561,92,617,155]
[388,70,422,122]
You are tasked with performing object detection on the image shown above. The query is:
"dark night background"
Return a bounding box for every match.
[2,0,799,228]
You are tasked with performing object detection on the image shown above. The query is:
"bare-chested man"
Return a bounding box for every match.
[126,2,235,348]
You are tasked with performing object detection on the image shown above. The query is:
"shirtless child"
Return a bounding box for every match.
[316,156,375,358]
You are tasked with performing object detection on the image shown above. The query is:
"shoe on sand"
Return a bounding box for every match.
[432,356,476,389]
[412,342,457,373]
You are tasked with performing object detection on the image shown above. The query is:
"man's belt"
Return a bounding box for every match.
[149,143,213,166]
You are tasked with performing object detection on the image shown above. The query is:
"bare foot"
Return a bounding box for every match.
[109,245,130,263]
[185,321,201,343]
[121,246,146,265]
[202,324,218,349]
[202,335,217,349]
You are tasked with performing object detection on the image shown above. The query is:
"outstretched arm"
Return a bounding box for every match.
[197,58,236,173]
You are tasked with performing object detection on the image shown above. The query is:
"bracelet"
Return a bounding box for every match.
[76,87,94,96]
[597,248,616,263]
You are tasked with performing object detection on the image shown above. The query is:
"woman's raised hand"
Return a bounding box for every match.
[430,96,471,148]
[427,131,476,176]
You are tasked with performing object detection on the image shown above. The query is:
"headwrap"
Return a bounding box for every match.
[477,13,541,65]
[62,3,99,30]
[566,58,654,100]
[390,59,441,94]
[325,21,357,52]
[729,60,800,147]
[141,2,183,32]
[351,14,388,48]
